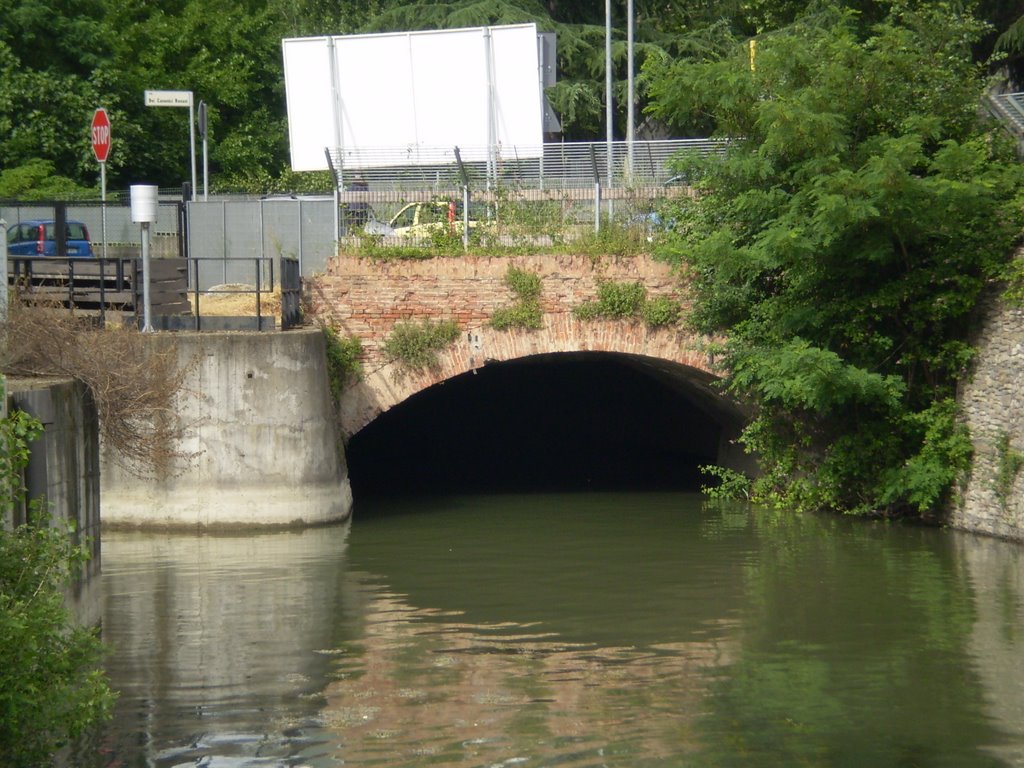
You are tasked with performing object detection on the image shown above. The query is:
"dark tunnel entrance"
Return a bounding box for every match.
[346,353,743,499]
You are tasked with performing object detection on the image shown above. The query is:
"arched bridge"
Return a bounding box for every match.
[307,253,753,494]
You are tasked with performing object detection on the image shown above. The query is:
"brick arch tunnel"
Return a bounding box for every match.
[345,351,750,498]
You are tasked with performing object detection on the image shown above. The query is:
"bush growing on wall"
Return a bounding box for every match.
[383,318,461,372]
[574,280,681,328]
[0,412,115,766]
[490,266,543,331]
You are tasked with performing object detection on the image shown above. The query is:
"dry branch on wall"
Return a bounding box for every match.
[0,299,195,478]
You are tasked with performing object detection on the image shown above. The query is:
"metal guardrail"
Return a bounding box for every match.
[986,91,1024,157]
[184,256,301,332]
[5,255,300,332]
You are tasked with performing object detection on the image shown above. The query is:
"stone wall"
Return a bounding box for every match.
[951,290,1024,540]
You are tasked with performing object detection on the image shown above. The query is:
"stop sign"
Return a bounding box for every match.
[91,108,111,163]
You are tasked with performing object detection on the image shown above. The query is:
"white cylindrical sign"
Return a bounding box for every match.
[130,184,159,223]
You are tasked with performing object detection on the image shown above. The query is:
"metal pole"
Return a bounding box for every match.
[463,186,470,250]
[605,0,614,217]
[484,26,497,189]
[100,162,108,259]
[141,222,153,332]
[605,0,613,182]
[0,218,7,324]
[0,219,5,419]
[188,101,197,201]
[199,100,208,201]
[627,0,635,182]
[222,200,228,285]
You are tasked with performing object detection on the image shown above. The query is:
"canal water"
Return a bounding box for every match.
[90,492,1024,767]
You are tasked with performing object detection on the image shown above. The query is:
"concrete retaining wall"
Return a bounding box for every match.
[6,378,102,624]
[99,329,352,528]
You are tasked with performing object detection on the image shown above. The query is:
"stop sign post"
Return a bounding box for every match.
[91,107,111,258]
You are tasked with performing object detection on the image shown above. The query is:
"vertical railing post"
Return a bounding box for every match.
[254,258,263,329]
[454,147,472,251]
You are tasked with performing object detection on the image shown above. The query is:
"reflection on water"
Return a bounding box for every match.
[93,493,1024,767]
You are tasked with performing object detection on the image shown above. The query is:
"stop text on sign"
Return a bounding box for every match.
[92,123,110,146]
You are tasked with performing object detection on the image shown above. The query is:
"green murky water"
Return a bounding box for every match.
[89,493,1024,766]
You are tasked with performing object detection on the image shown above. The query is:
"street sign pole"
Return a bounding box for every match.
[100,161,107,259]
[1,218,7,420]
[198,100,208,201]
[91,108,112,259]
[188,100,197,202]
[144,90,197,201]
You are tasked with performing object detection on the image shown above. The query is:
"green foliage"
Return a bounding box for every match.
[0,0,1021,195]
[490,265,543,330]
[646,4,1024,517]
[321,325,362,403]
[0,159,97,200]
[1000,259,1024,306]
[700,464,753,501]
[503,265,542,301]
[0,411,115,767]
[641,295,682,327]
[574,224,651,257]
[992,430,1024,507]
[574,280,681,328]
[383,318,461,372]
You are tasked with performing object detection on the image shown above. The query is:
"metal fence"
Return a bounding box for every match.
[2,139,714,280]
[327,138,723,191]
[0,200,184,260]
[187,197,337,282]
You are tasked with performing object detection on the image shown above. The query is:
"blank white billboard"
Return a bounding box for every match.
[282,24,545,171]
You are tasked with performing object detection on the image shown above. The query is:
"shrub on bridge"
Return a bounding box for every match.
[321,325,363,403]
[490,266,543,331]
[383,318,461,372]
[574,280,681,328]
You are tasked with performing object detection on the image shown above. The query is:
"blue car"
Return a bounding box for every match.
[6,219,94,258]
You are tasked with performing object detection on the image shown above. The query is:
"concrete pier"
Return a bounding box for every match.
[99,329,352,529]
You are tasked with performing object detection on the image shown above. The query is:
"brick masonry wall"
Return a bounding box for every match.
[306,252,686,371]
[305,252,721,438]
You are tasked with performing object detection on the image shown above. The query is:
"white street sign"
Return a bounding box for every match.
[145,90,194,107]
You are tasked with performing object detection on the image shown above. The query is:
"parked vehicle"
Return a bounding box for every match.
[6,219,94,258]
[367,200,486,238]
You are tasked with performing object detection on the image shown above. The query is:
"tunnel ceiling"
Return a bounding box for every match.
[346,352,746,499]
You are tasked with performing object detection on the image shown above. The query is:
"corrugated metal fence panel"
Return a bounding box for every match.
[185,199,338,289]
[0,202,180,244]
[188,201,229,289]
[257,199,337,276]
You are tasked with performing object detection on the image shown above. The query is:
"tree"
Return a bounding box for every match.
[0,159,97,200]
[0,412,115,766]
[646,4,1024,517]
